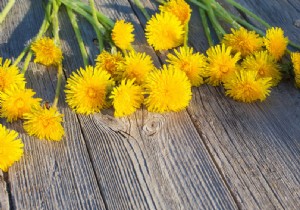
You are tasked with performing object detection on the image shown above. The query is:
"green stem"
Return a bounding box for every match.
[66,8,89,67]
[21,51,33,74]
[53,64,63,108]
[61,0,106,34]
[52,0,61,45]
[188,0,208,11]
[230,14,264,35]
[183,23,189,49]
[204,0,225,41]
[199,7,213,46]
[61,0,114,29]
[89,0,104,51]
[0,0,15,24]
[134,0,151,20]
[13,1,52,67]
[155,0,166,4]
[224,0,270,28]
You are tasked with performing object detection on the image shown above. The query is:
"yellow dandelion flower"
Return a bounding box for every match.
[264,27,288,61]
[224,70,272,103]
[159,0,192,25]
[0,57,25,91]
[0,87,41,122]
[222,27,263,57]
[145,12,184,51]
[242,51,281,86]
[23,106,64,141]
[112,20,135,50]
[110,79,144,117]
[118,51,154,85]
[65,66,114,115]
[205,44,240,86]
[144,65,192,113]
[95,50,124,79]
[31,37,63,66]
[166,47,207,86]
[0,124,24,172]
[291,52,300,88]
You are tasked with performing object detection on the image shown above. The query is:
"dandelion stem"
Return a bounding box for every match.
[66,8,89,67]
[21,52,33,74]
[204,0,225,41]
[224,0,270,28]
[0,0,15,24]
[53,64,63,108]
[184,23,189,49]
[89,0,104,51]
[14,1,52,67]
[52,0,61,45]
[199,8,213,46]
[61,0,114,29]
[133,0,151,20]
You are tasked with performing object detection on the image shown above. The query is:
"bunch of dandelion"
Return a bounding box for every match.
[0,124,24,172]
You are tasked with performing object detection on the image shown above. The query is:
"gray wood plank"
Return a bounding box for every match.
[69,0,239,209]
[183,0,300,209]
[0,171,10,210]
[0,1,106,209]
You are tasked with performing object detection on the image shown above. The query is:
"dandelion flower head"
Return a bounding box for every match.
[23,106,64,141]
[112,20,135,50]
[65,66,114,115]
[167,47,207,86]
[242,51,281,86]
[0,125,24,172]
[264,27,288,61]
[31,37,63,66]
[291,52,300,88]
[205,44,240,86]
[145,12,184,51]
[118,51,154,85]
[110,79,144,117]
[224,70,272,103]
[0,87,41,122]
[222,27,263,57]
[159,0,192,25]
[95,50,124,80]
[144,65,192,113]
[0,57,25,91]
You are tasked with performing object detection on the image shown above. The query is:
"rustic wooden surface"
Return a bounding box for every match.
[0,0,300,209]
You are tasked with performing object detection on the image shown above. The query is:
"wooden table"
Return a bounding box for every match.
[1,0,299,209]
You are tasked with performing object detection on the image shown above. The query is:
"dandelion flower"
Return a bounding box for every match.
[112,20,135,50]
[23,106,64,141]
[291,52,300,88]
[167,47,207,86]
[0,57,25,91]
[0,87,41,122]
[0,125,24,172]
[65,66,114,114]
[224,70,272,103]
[110,79,144,117]
[264,27,288,61]
[144,65,192,113]
[205,44,240,86]
[95,50,124,79]
[118,52,154,85]
[242,51,281,86]
[159,0,191,25]
[31,37,63,66]
[222,27,263,57]
[145,12,184,51]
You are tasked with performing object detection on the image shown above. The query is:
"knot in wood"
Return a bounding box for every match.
[143,116,164,136]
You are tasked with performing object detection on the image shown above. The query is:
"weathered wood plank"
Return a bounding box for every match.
[0,1,106,209]
[183,0,300,209]
[0,171,10,210]
[68,0,239,209]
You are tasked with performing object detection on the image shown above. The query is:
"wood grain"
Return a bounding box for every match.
[0,171,10,210]
[0,1,106,209]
